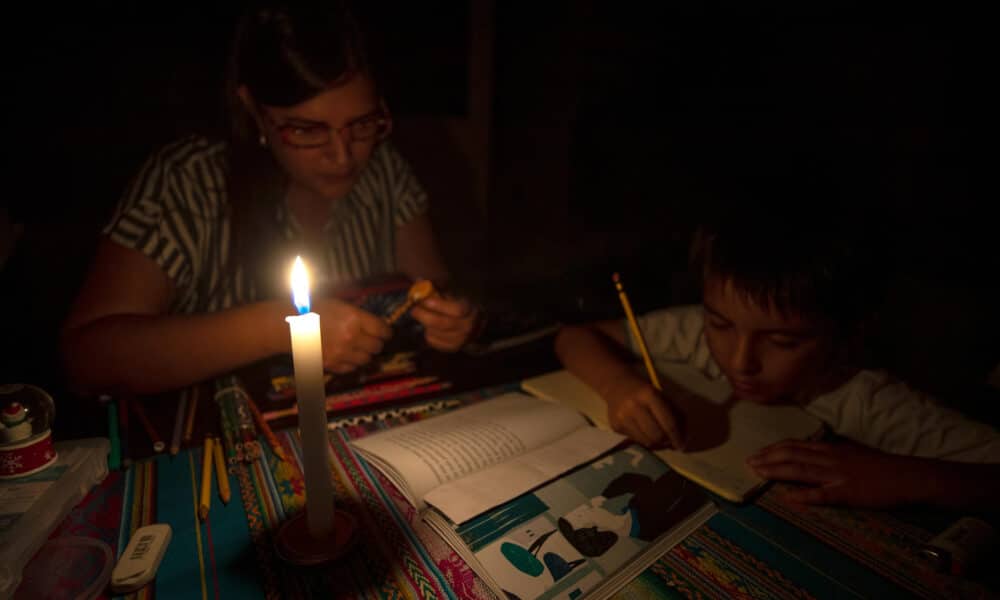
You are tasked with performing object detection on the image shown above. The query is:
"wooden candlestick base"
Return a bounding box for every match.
[274,508,357,566]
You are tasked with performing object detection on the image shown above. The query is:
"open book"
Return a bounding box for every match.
[350,393,715,600]
[522,366,824,502]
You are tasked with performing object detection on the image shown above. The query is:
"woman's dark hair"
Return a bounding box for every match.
[222,1,370,301]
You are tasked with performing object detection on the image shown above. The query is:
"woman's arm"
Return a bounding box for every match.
[62,240,393,395]
[394,214,449,283]
[61,239,290,395]
[395,215,479,351]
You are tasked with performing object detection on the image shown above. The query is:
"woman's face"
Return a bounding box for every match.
[254,73,386,203]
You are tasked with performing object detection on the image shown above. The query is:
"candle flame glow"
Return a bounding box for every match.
[290,256,310,314]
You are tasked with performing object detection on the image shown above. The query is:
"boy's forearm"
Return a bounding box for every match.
[555,324,644,398]
[61,300,290,396]
[904,457,1000,512]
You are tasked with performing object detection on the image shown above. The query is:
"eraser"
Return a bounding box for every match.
[110,523,172,593]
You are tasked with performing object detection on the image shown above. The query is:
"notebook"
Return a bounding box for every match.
[522,366,823,502]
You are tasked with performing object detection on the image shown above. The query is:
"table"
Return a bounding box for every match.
[21,338,1000,599]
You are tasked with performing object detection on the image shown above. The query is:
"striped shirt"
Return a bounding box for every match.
[104,135,428,313]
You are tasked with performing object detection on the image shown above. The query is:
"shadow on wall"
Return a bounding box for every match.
[392,117,487,297]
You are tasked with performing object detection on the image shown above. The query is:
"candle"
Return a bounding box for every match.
[285,257,335,539]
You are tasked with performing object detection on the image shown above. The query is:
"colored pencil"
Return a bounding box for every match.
[183,385,199,444]
[244,393,288,462]
[385,280,435,325]
[131,399,166,453]
[212,437,231,504]
[118,396,132,468]
[169,391,188,455]
[216,393,238,468]
[261,376,441,421]
[612,272,662,391]
[199,437,214,520]
[106,399,121,471]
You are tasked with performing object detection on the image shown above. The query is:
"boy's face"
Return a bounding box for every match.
[703,276,834,404]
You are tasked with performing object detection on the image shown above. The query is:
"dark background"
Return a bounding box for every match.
[2,4,996,437]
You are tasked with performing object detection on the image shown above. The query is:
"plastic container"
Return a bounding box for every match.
[0,438,109,599]
[13,536,113,600]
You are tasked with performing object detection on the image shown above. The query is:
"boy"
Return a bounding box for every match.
[555,208,1000,510]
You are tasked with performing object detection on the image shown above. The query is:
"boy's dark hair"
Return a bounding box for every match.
[689,180,880,339]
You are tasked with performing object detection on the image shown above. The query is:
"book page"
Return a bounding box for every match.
[425,426,625,523]
[523,366,822,502]
[350,393,589,508]
[424,443,714,600]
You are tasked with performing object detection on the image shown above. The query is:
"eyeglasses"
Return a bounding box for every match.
[262,106,392,149]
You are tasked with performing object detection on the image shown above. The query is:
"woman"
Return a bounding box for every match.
[62,2,479,395]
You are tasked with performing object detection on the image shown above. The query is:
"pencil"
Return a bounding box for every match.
[244,393,288,462]
[261,376,440,421]
[169,391,188,456]
[118,396,132,468]
[106,399,121,471]
[386,279,436,325]
[212,436,231,504]
[612,272,663,391]
[183,386,199,444]
[199,436,214,520]
[216,394,238,469]
[131,399,166,453]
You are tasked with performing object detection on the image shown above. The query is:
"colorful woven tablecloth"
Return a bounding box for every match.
[52,382,996,599]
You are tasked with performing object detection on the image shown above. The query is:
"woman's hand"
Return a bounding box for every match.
[747,439,922,508]
[603,374,686,450]
[410,294,480,352]
[312,298,392,373]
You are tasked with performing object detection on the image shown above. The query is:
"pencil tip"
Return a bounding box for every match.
[612,272,620,283]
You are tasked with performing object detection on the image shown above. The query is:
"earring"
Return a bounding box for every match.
[258,133,267,147]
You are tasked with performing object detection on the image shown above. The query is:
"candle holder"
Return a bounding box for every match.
[274,507,357,566]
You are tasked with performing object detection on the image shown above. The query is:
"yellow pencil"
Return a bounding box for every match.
[612,273,663,391]
[199,437,214,520]
[212,436,231,505]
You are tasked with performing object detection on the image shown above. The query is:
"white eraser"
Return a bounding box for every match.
[111,523,172,593]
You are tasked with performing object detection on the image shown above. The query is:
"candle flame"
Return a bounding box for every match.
[290,256,311,314]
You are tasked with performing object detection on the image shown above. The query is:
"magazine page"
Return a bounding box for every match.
[350,393,590,509]
[432,444,711,600]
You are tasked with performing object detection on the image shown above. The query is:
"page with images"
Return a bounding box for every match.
[350,393,590,509]
[424,443,714,600]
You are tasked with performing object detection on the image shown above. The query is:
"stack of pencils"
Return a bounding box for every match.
[214,376,287,472]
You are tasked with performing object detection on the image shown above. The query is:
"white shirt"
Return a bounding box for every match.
[627,305,1000,463]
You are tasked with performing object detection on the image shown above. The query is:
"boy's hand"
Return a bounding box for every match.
[410,294,480,352]
[747,439,921,508]
[604,375,686,450]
